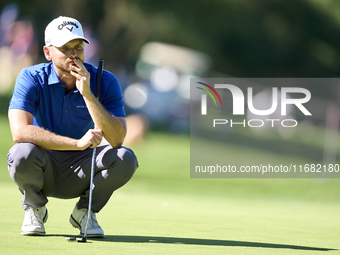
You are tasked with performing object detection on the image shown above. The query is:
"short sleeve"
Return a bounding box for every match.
[101,71,126,118]
[9,68,40,114]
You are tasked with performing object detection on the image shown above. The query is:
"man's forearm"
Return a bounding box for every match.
[70,59,126,148]
[84,94,126,148]
[12,125,79,150]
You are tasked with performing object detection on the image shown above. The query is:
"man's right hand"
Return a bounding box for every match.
[76,129,103,150]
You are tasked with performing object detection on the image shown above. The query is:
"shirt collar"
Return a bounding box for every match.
[47,63,62,85]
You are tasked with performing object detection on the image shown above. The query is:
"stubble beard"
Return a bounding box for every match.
[53,56,84,81]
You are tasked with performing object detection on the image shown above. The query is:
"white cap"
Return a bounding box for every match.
[44,16,90,47]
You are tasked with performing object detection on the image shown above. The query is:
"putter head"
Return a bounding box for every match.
[66,236,87,242]
[76,237,87,242]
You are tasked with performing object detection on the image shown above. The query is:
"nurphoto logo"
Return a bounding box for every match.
[190,78,338,178]
[196,81,312,128]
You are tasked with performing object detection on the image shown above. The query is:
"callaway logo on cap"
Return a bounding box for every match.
[44,16,90,47]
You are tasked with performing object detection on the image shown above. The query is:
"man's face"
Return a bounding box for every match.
[45,39,85,74]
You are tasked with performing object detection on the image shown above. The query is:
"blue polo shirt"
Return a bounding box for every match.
[9,62,126,139]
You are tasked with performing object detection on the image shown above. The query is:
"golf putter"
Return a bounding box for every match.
[67,58,104,243]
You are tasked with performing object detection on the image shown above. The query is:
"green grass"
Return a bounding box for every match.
[0,115,340,254]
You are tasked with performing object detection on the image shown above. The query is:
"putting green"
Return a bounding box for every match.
[0,183,339,255]
[1,124,339,254]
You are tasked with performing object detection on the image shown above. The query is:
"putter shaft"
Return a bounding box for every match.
[83,59,103,239]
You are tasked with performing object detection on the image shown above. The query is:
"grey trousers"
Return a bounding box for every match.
[7,143,138,212]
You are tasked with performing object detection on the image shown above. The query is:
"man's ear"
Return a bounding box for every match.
[43,46,52,61]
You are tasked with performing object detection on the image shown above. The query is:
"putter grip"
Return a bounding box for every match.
[96,59,104,99]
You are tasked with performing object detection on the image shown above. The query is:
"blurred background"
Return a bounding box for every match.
[1,0,340,197]
[1,2,340,252]
[2,0,340,134]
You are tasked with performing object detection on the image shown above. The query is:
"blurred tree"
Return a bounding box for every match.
[2,0,340,93]
[132,0,340,78]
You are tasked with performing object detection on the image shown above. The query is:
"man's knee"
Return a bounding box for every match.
[99,146,138,178]
[7,143,46,179]
[117,147,139,173]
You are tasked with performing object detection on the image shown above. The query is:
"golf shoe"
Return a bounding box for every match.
[21,206,48,236]
[69,203,104,238]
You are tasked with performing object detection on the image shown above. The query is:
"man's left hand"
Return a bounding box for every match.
[70,58,92,98]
